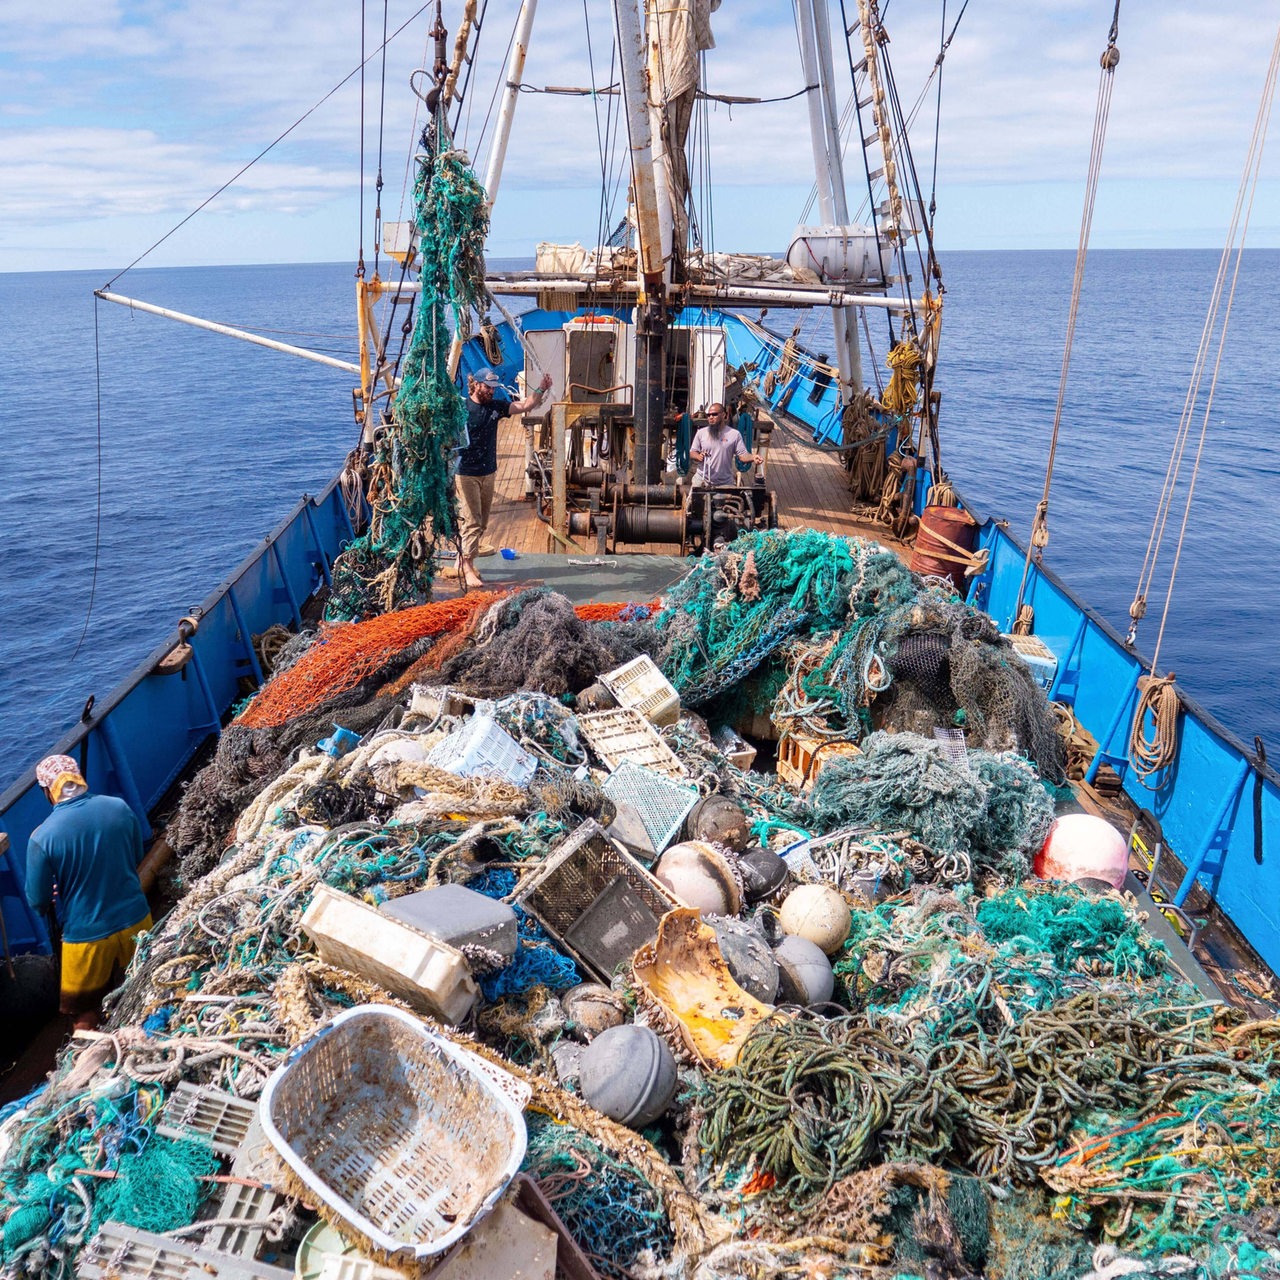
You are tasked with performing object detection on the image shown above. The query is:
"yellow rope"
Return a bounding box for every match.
[881,341,921,417]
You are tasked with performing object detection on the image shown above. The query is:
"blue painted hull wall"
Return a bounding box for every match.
[0,482,353,955]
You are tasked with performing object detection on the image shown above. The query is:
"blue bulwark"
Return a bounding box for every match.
[0,480,353,957]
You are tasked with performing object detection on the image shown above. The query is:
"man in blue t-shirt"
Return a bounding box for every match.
[26,754,152,1029]
[455,368,552,587]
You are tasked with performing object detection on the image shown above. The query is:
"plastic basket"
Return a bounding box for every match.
[601,760,698,854]
[301,884,478,1024]
[512,819,683,979]
[599,656,680,727]
[426,712,537,787]
[577,708,687,778]
[258,1006,529,1264]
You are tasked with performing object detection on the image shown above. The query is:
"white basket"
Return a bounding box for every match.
[1002,632,1059,690]
[577,708,687,778]
[258,1006,529,1264]
[301,884,478,1024]
[600,656,680,727]
[426,713,537,788]
[601,760,698,853]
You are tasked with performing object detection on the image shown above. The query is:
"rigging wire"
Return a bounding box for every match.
[374,0,390,275]
[102,1,435,291]
[72,299,106,663]
[1011,1,1121,633]
[1133,17,1280,675]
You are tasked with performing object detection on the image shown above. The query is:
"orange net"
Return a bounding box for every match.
[237,594,657,729]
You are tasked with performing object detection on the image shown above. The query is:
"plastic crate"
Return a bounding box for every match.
[775,730,861,791]
[301,884,478,1024]
[426,712,537,787]
[258,1006,529,1264]
[207,1179,281,1258]
[577,708,687,778]
[513,819,683,980]
[1002,632,1059,690]
[599,656,680,727]
[156,1083,255,1157]
[600,760,699,855]
[76,1223,293,1280]
[711,724,757,771]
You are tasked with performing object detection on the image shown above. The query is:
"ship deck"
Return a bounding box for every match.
[450,412,910,570]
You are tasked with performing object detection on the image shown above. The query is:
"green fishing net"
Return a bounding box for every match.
[327,122,488,620]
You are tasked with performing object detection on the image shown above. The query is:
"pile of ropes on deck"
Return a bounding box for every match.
[325,122,488,621]
[2,529,1279,1280]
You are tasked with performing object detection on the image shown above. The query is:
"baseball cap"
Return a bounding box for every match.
[474,368,501,386]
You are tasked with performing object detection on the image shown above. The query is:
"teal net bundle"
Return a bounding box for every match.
[327,124,489,621]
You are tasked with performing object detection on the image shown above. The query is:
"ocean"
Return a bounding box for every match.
[0,251,1276,796]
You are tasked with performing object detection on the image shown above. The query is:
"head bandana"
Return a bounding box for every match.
[36,754,86,802]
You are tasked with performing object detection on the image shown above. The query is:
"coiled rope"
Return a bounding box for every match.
[1129,673,1180,786]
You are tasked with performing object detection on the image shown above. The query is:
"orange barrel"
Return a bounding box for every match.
[910,504,980,591]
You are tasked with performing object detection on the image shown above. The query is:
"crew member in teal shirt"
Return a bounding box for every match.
[26,754,152,1029]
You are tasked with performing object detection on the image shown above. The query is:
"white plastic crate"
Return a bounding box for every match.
[156,1083,255,1157]
[601,760,699,854]
[76,1223,292,1280]
[578,708,687,778]
[1002,632,1059,690]
[301,884,478,1024]
[600,656,680,727]
[258,1006,529,1265]
[426,712,537,787]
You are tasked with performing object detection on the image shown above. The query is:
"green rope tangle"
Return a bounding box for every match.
[327,126,489,620]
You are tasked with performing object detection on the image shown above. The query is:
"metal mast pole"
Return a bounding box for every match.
[483,0,538,200]
[796,0,859,400]
[810,0,863,395]
[613,0,668,484]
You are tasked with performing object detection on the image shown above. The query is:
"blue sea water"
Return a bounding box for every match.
[0,251,1276,795]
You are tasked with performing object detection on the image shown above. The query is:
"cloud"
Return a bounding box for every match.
[2,0,1279,269]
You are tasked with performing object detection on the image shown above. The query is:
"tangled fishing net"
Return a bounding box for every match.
[7,532,1280,1280]
[326,125,488,621]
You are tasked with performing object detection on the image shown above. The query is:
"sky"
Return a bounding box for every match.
[2,0,1279,273]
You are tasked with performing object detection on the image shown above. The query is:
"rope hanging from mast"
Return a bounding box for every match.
[1011,1,1121,635]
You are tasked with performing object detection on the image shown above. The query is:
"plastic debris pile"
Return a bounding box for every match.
[3,529,1279,1280]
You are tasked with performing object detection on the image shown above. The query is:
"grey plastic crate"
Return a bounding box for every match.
[381,884,518,960]
[513,819,682,980]
[76,1222,292,1280]
[156,1083,255,1157]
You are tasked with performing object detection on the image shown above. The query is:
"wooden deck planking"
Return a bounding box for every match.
[459,412,911,564]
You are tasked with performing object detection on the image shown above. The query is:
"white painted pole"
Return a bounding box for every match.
[795,0,836,225]
[611,0,666,290]
[644,0,676,271]
[809,0,863,394]
[95,291,362,374]
[483,0,538,203]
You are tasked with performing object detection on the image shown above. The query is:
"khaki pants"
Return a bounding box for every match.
[455,472,495,558]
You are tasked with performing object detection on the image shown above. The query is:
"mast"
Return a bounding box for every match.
[483,0,538,201]
[612,0,668,484]
[795,0,862,400]
[810,0,863,396]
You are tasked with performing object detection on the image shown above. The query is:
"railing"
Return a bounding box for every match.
[0,479,355,956]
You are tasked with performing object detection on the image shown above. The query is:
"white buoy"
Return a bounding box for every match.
[779,884,850,955]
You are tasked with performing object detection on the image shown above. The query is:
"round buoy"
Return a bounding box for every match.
[685,795,750,851]
[1034,813,1129,889]
[579,1024,678,1128]
[562,983,629,1041]
[709,916,780,1004]
[738,846,789,901]
[779,884,850,955]
[774,934,835,1005]
[653,841,743,917]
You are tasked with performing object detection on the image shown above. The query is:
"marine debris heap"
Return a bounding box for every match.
[3,529,1279,1280]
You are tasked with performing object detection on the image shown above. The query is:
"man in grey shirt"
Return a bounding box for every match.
[688,403,761,486]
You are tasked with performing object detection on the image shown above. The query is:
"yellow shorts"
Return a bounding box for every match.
[61,915,153,1013]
